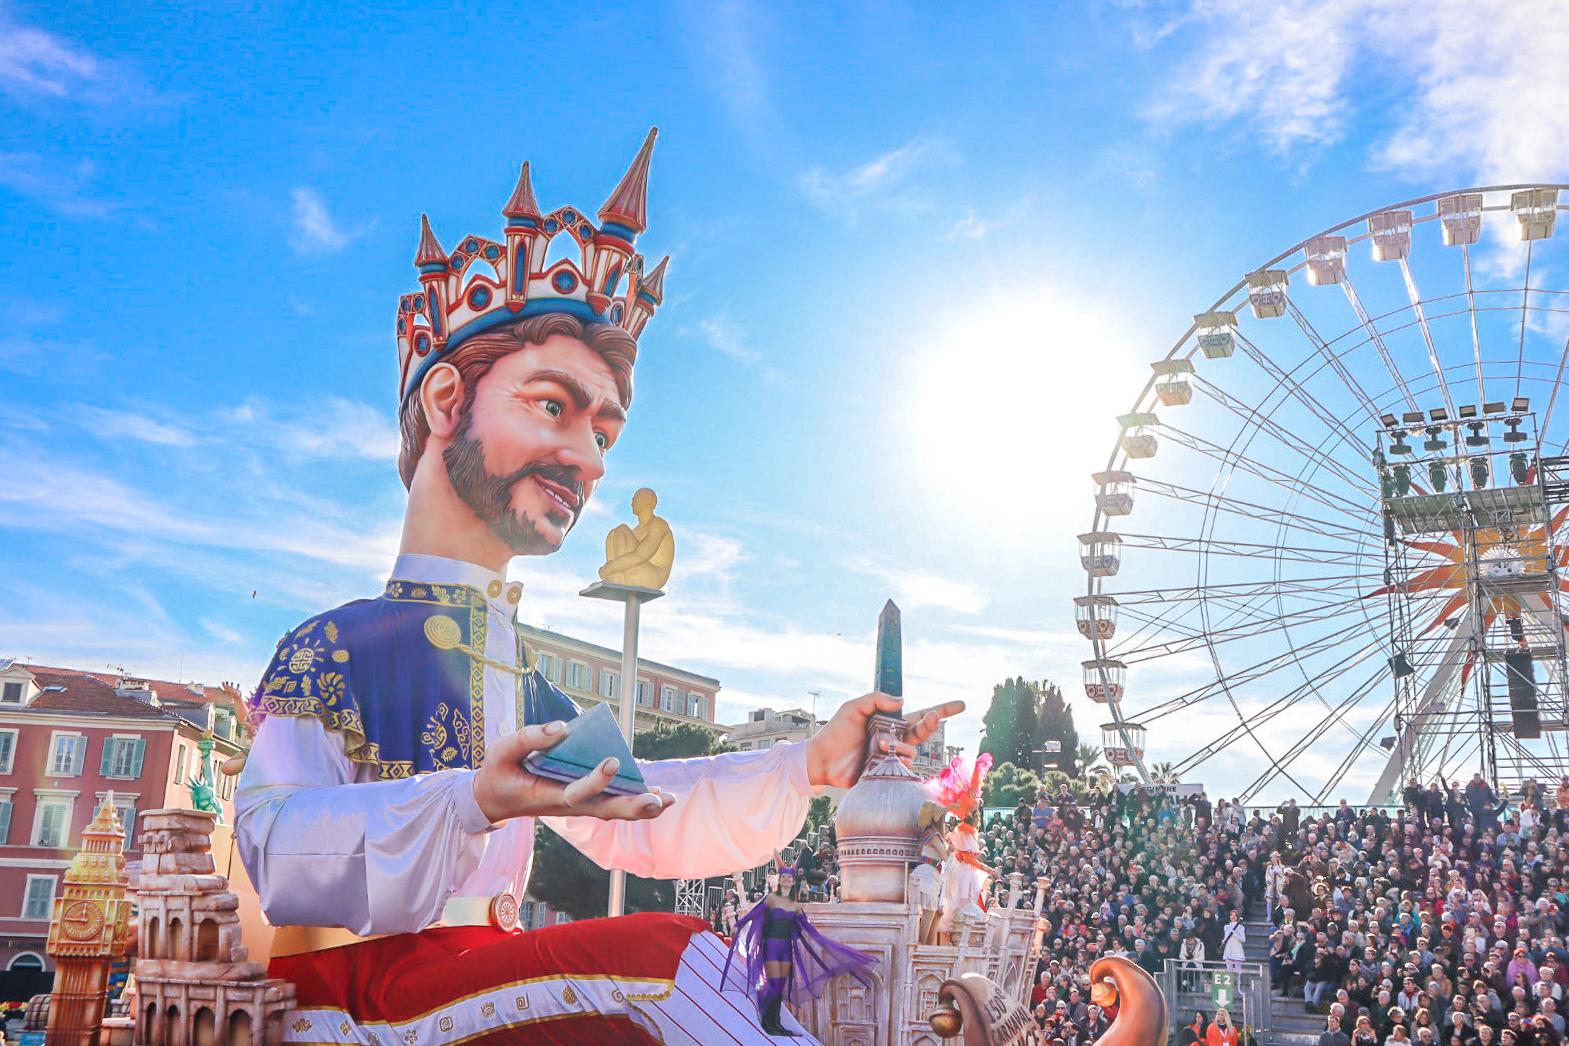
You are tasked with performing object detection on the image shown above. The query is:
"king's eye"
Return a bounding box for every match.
[594,432,609,451]
[543,400,563,417]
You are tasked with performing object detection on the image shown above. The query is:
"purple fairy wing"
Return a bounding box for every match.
[783,910,879,1005]
[721,898,769,999]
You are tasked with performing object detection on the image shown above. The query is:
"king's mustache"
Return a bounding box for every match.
[503,462,585,513]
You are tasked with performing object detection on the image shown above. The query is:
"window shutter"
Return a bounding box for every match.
[71,737,86,775]
[0,801,11,845]
[101,739,117,776]
[129,738,146,778]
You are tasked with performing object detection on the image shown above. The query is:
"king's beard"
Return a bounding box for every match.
[442,411,584,556]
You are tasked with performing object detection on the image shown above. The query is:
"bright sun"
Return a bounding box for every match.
[904,294,1143,539]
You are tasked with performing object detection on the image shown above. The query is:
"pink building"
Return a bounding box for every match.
[0,660,245,996]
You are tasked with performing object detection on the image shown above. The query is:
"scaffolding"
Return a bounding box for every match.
[1374,407,1569,800]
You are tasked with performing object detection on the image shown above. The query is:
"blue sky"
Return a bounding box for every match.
[4,1,1569,800]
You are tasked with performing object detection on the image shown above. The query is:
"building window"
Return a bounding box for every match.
[0,728,16,773]
[687,692,705,719]
[566,661,592,691]
[21,875,55,920]
[636,679,650,707]
[113,798,137,846]
[0,681,22,704]
[175,745,189,785]
[536,653,562,684]
[101,736,147,779]
[48,734,86,776]
[33,797,73,848]
[599,669,618,699]
[0,793,12,844]
[660,685,676,712]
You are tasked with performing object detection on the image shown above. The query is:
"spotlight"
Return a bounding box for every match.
[1403,412,1426,425]
[1459,404,1479,420]
[1423,426,1448,453]
[1465,423,1489,448]
[1393,463,1412,496]
[1390,431,1413,455]
[1429,408,1449,423]
[1513,396,1531,413]
[1428,460,1449,491]
[1470,456,1490,489]
[1485,402,1507,414]
[1391,653,1415,678]
[1381,413,1400,428]
[1504,418,1528,444]
[1511,451,1531,485]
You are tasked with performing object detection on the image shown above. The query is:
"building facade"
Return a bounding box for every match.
[0,661,245,985]
[517,624,722,735]
[724,705,949,776]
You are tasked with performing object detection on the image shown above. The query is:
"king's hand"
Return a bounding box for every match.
[805,692,965,789]
[473,721,677,825]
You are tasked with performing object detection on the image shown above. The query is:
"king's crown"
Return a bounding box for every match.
[396,128,669,402]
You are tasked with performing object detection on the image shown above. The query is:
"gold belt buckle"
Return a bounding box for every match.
[489,892,520,932]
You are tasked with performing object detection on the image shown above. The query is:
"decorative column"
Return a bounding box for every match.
[583,486,675,917]
[46,792,132,1046]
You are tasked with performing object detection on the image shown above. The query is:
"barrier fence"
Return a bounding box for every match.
[1157,959,1271,1042]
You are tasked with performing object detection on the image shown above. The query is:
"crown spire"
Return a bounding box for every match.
[639,255,669,304]
[503,162,541,220]
[597,127,657,234]
[414,213,447,267]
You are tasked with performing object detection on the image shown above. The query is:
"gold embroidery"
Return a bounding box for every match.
[480,1002,495,1018]
[438,1016,453,1032]
[332,649,350,663]
[516,995,529,1011]
[292,1018,312,1033]
[423,614,462,650]
[288,647,318,673]
[562,984,578,1006]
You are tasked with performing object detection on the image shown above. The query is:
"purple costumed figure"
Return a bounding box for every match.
[722,858,878,1036]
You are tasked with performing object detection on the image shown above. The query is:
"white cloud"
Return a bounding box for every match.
[0,152,116,217]
[76,405,195,447]
[943,209,1002,243]
[799,137,953,222]
[223,396,399,462]
[1142,0,1569,185]
[695,316,760,363]
[844,554,989,615]
[289,187,356,255]
[0,11,99,98]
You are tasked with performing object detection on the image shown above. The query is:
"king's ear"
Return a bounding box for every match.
[420,362,466,440]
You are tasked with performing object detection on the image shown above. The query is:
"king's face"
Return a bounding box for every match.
[460,333,626,553]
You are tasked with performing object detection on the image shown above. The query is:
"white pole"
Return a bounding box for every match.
[607,594,641,918]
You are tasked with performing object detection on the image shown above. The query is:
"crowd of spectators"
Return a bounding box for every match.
[985,772,1569,1046]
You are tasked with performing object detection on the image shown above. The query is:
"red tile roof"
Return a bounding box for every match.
[16,665,244,724]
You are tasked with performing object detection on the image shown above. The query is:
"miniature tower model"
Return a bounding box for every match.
[47,792,134,1046]
[131,808,295,1045]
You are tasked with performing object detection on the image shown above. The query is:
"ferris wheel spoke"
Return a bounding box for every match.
[1105,574,1377,607]
[1463,244,1486,405]
[1231,332,1374,461]
[1191,375,1375,496]
[1286,294,1406,417]
[1240,671,1388,803]
[1138,476,1377,547]
[1114,590,1377,663]
[1126,620,1381,722]
[1178,648,1390,800]
[1119,532,1369,568]
[1155,427,1381,530]
[1395,257,1458,418]
[1518,239,1536,398]
[1330,276,1424,414]
[1314,693,1401,802]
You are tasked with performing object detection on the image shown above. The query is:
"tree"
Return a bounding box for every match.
[1076,743,1105,777]
[979,677,1036,770]
[1149,761,1181,785]
[980,677,1078,776]
[1034,681,1079,775]
[984,761,1042,808]
[527,718,729,919]
[632,720,735,760]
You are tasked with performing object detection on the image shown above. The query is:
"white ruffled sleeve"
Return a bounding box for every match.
[234,716,492,935]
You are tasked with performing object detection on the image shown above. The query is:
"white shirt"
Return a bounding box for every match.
[235,553,817,935]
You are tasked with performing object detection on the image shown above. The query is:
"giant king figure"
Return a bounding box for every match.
[234,129,960,1044]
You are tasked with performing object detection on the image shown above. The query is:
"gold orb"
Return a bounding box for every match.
[929,1001,963,1037]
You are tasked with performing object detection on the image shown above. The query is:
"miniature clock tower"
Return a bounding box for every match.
[46,792,132,1045]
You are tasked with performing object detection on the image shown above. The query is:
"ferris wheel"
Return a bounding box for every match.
[1078,185,1569,805]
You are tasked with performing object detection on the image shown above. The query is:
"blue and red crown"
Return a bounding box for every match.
[396,128,670,403]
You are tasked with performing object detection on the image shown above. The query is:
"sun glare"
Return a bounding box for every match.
[904,296,1143,540]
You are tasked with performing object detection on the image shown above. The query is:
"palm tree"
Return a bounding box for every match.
[1149,761,1181,785]
[1076,743,1104,777]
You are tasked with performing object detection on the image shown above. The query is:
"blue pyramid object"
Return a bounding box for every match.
[523,702,648,797]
